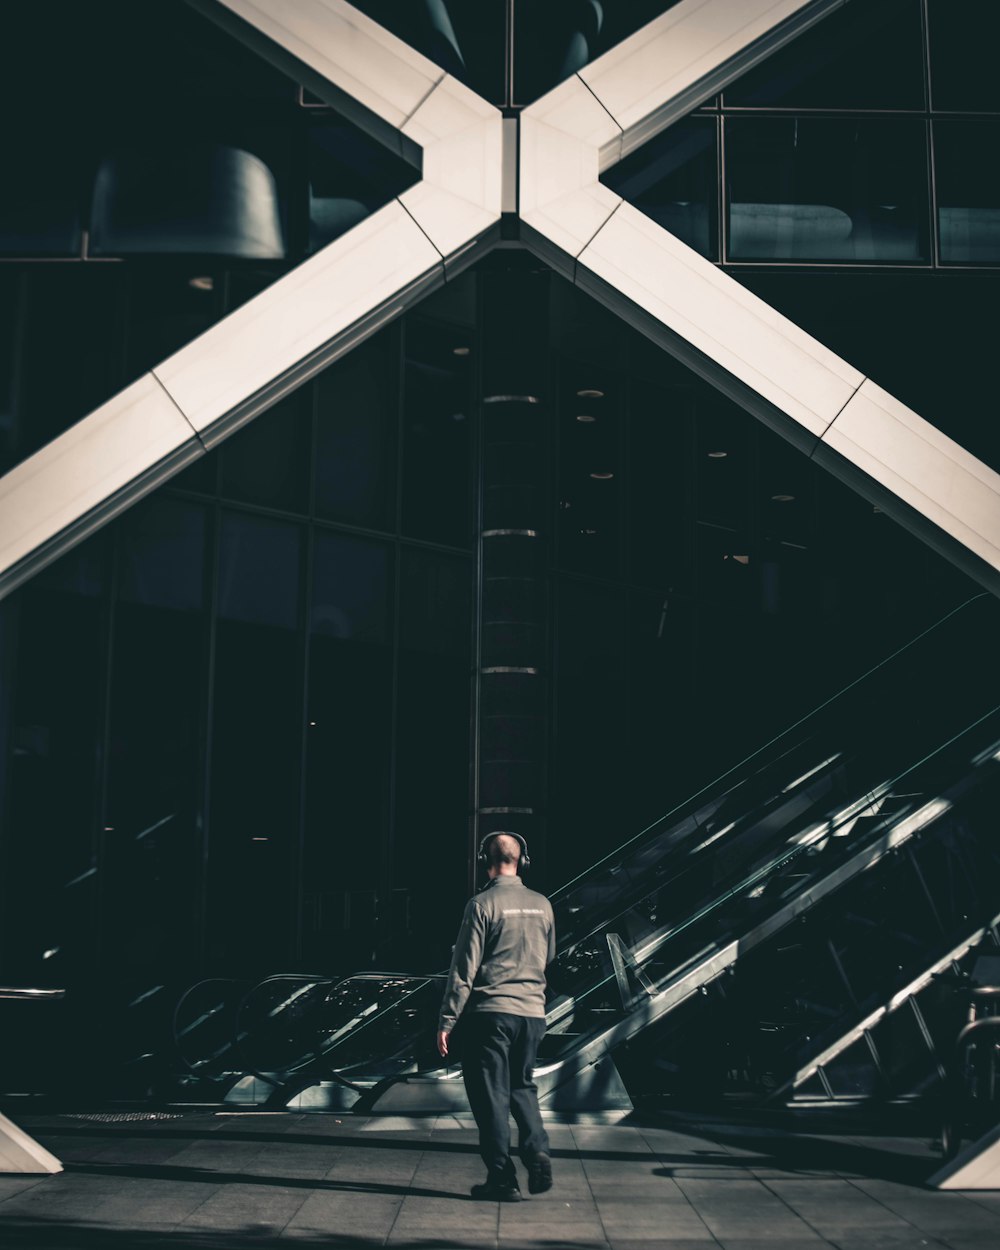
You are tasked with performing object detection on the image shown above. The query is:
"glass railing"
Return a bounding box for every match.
[549,594,1000,950]
[310,703,1000,1095]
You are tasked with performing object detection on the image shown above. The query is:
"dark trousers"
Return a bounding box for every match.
[461,1012,550,1178]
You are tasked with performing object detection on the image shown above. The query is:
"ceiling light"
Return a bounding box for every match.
[452,346,470,356]
[189,276,214,291]
[707,450,727,459]
[771,494,795,502]
[590,471,614,480]
[576,414,596,423]
[581,528,597,535]
[576,388,604,398]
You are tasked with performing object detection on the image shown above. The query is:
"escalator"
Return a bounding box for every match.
[171,594,1000,1114]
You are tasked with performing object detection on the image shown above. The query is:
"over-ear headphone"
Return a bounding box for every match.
[478,831,530,870]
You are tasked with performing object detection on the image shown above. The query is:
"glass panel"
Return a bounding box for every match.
[551,580,627,869]
[0,0,416,480]
[628,378,693,592]
[0,139,83,256]
[557,375,623,578]
[935,120,1000,264]
[124,269,225,382]
[351,1,507,106]
[103,499,207,981]
[220,385,312,514]
[304,533,393,968]
[12,267,124,464]
[928,0,1000,113]
[314,326,398,531]
[308,121,414,252]
[89,133,289,260]
[513,1,683,106]
[209,513,303,972]
[401,314,473,547]
[726,117,929,262]
[1,539,109,984]
[393,547,472,966]
[723,0,924,111]
[626,593,696,830]
[735,271,1000,476]
[695,393,751,530]
[602,116,718,259]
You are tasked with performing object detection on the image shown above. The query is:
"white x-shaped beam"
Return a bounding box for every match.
[0,0,998,601]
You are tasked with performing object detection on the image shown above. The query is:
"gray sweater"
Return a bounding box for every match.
[439,876,556,1033]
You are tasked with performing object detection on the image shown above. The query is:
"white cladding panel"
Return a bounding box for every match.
[215,0,443,130]
[0,375,200,579]
[819,380,1000,576]
[153,203,442,437]
[578,202,863,438]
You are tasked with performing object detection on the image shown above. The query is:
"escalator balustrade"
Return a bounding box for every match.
[164,596,1000,1113]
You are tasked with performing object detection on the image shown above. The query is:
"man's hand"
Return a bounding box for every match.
[436,1029,450,1058]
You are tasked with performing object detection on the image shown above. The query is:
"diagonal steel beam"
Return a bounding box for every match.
[1,0,998,602]
[521,0,1000,595]
[0,0,502,600]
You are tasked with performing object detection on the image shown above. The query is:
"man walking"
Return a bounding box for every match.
[437,832,555,1202]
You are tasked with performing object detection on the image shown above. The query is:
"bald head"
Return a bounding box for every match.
[485,833,522,875]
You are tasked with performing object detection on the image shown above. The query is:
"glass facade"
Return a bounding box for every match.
[603,0,1000,272]
[0,264,978,1002]
[0,0,416,476]
[0,0,997,1071]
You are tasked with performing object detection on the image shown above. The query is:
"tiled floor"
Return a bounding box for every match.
[0,1108,997,1248]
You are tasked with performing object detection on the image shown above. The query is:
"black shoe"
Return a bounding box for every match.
[471,1176,521,1202]
[527,1152,553,1194]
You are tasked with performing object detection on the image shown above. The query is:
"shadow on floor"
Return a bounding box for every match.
[66,1161,463,1200]
[653,1121,937,1186]
[0,1222,593,1250]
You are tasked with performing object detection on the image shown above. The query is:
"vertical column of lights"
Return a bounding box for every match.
[476,369,548,865]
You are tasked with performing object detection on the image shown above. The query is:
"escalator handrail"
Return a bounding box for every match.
[324,704,1000,1078]
[365,717,1000,1108]
[552,593,991,902]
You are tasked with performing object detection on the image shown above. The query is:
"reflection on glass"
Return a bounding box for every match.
[696,395,750,529]
[352,0,507,105]
[928,0,1000,113]
[308,123,417,253]
[602,117,718,259]
[724,0,924,110]
[315,328,398,530]
[90,143,286,258]
[557,381,621,578]
[125,271,223,382]
[514,1,682,106]
[304,533,393,968]
[401,315,472,547]
[935,120,1000,264]
[726,117,929,262]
